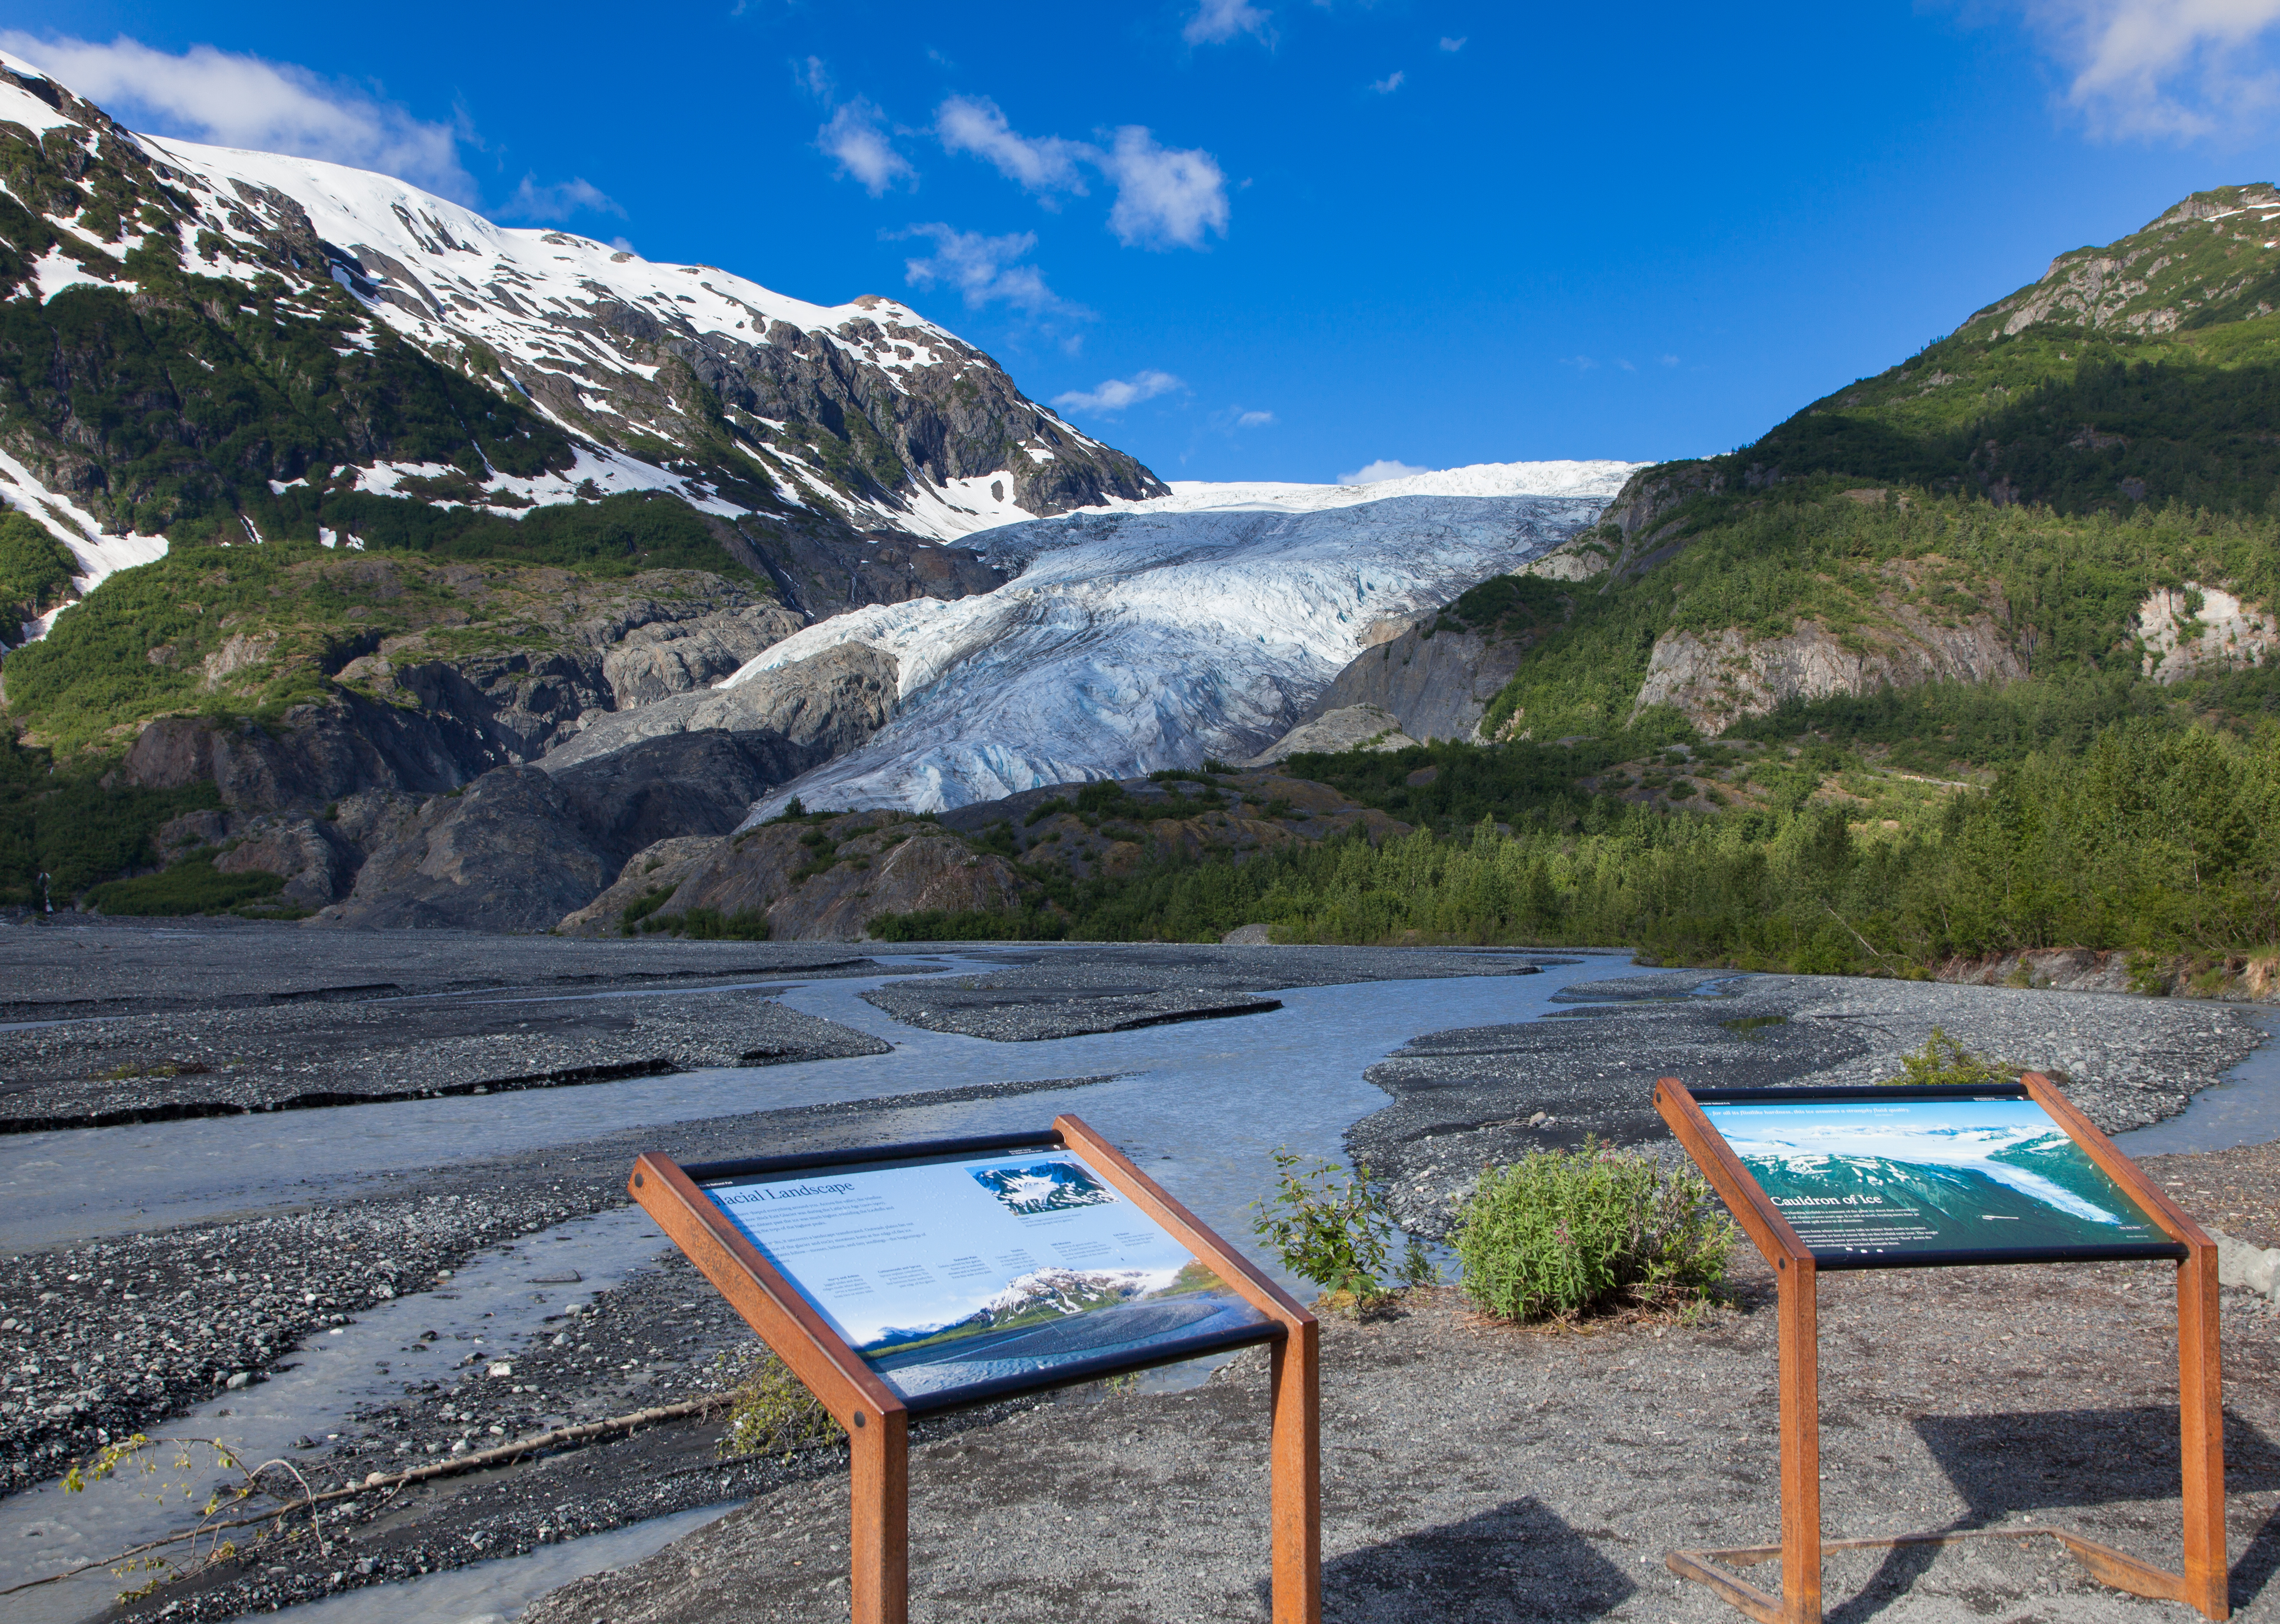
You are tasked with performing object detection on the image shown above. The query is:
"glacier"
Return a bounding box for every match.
[728,460,1640,818]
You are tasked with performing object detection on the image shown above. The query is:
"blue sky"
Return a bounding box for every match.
[7,2,2280,483]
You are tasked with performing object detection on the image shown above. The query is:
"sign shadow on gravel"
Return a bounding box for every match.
[1812,1408,2280,1621]
[1291,1497,1635,1622]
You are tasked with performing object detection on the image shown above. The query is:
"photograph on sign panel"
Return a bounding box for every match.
[706,1151,1272,1400]
[1698,1097,2167,1260]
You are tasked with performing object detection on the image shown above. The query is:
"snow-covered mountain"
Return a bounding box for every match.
[0,49,1160,632]
[729,460,1641,815]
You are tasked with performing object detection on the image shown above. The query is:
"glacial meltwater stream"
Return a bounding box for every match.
[5,953,2274,1624]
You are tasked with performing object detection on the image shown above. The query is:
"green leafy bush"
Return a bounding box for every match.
[640,905,768,940]
[1878,1026,2016,1088]
[617,883,678,933]
[1249,1149,1430,1310]
[1453,1140,1734,1323]
[82,855,285,917]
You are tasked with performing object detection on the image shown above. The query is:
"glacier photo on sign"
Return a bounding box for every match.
[972,1160,1117,1215]
[1699,1098,2168,1260]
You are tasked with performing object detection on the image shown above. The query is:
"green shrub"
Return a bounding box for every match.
[1250,1149,1431,1310]
[0,511,75,614]
[714,1348,841,1458]
[618,883,677,933]
[641,905,768,940]
[1878,1025,2016,1087]
[1453,1140,1734,1323]
[82,855,285,917]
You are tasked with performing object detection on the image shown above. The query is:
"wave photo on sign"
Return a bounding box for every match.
[1699,1097,2167,1259]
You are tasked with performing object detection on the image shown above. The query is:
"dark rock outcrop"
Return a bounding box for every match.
[313,767,611,931]
[541,643,900,773]
[559,812,1029,942]
[118,692,503,811]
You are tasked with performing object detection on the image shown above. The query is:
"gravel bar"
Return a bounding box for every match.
[0,989,893,1132]
[0,916,928,1022]
[857,943,1569,1042]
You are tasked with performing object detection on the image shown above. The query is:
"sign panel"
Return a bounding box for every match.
[1696,1091,2181,1264]
[699,1144,1275,1405]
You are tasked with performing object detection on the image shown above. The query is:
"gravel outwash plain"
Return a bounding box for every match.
[4,925,2279,1622]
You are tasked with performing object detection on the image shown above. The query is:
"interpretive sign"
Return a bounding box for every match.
[1694,1090,2182,1266]
[1656,1075,2226,1624]
[697,1143,1277,1407]
[627,1115,1319,1624]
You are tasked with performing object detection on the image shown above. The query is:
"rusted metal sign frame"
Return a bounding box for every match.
[1655,1073,2227,1624]
[629,1111,1321,1624]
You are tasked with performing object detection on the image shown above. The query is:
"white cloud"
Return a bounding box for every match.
[1615,357,1637,371]
[1338,459,1433,484]
[1237,409,1276,427]
[1053,369,1185,415]
[935,95,1090,196]
[1559,355,1600,370]
[1370,71,1407,94]
[796,55,836,101]
[820,98,916,195]
[900,224,1081,315]
[1439,36,1469,51]
[1185,0,1275,44]
[932,105,1230,251]
[1661,354,1681,366]
[2012,0,2280,137]
[1099,127,1230,248]
[502,175,623,222]
[0,31,475,201]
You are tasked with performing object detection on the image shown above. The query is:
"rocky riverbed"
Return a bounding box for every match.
[3,925,2276,1622]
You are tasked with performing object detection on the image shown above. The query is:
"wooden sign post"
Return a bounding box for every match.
[628,1112,1320,1624]
[1656,1073,2227,1624]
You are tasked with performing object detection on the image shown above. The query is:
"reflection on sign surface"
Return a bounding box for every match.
[1699,1095,2173,1262]
[703,1147,1273,1404]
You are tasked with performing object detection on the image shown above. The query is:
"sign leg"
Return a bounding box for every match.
[2177,1246,2229,1620]
[1779,1259,1821,1624]
[851,1409,909,1624]
[1269,1324,1322,1624]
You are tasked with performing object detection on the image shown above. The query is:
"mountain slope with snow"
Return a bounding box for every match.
[726,461,1642,815]
[0,48,1160,655]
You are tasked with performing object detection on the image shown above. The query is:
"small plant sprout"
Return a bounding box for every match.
[1879,1026,2017,1088]
[1250,1149,1432,1312]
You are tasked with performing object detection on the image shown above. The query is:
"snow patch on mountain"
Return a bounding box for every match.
[0,446,167,648]
[728,460,1640,816]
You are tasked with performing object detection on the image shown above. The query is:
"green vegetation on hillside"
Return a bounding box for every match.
[0,510,75,622]
[1,493,757,753]
[880,713,2280,972]
[0,243,572,541]
[0,732,219,908]
[1478,485,2280,746]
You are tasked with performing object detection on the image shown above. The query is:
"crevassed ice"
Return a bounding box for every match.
[726,465,1633,817]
